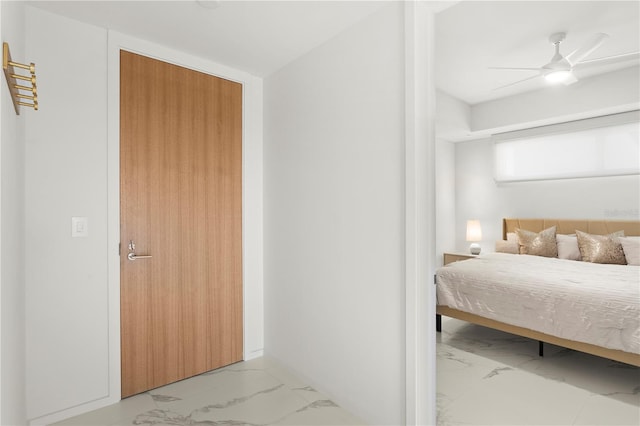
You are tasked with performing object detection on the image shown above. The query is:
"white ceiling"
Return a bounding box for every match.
[27,0,387,77]
[27,1,640,105]
[436,1,640,105]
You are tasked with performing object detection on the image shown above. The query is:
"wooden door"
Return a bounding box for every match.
[120,50,243,398]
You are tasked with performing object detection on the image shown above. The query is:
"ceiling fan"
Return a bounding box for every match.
[491,32,640,90]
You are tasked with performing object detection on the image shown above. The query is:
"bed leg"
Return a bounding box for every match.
[538,341,544,357]
[436,314,442,333]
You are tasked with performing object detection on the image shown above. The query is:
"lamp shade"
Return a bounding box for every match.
[466,220,482,242]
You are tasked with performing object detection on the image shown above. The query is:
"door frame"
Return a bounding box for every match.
[106,31,264,403]
[404,3,436,424]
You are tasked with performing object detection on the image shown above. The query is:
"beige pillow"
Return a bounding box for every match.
[516,226,558,257]
[619,237,640,266]
[556,234,581,261]
[495,232,519,254]
[495,239,519,254]
[576,230,626,265]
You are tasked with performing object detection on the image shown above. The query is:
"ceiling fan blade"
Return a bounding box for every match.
[489,67,541,72]
[492,74,540,91]
[574,52,640,68]
[565,33,609,66]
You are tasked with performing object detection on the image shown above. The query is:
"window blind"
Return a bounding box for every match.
[493,116,640,183]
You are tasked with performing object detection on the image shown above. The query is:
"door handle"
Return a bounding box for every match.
[127,252,152,261]
[126,240,151,261]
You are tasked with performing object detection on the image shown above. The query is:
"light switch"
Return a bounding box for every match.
[71,217,88,237]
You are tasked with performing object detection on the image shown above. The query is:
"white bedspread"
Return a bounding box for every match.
[436,253,640,354]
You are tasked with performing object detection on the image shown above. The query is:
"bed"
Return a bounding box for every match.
[435,218,640,367]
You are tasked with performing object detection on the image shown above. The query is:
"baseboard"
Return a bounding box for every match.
[245,347,264,361]
[28,395,119,426]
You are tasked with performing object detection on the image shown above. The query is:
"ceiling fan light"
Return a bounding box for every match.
[545,70,572,83]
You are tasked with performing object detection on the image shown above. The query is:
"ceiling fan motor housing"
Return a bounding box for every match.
[549,32,567,44]
[543,32,572,75]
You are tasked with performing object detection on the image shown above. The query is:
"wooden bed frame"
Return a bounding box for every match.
[436,218,640,367]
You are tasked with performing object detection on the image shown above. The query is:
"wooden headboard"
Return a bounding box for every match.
[503,218,640,239]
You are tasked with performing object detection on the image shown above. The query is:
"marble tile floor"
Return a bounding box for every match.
[52,317,640,426]
[53,357,366,426]
[437,317,640,426]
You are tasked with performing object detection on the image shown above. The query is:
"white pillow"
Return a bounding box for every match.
[619,237,640,266]
[556,234,581,261]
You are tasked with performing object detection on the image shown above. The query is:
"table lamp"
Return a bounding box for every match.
[466,219,482,255]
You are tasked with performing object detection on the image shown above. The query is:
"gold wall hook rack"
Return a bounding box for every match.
[3,42,38,114]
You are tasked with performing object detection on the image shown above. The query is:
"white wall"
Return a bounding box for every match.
[263,4,406,424]
[436,90,470,141]
[24,7,265,424]
[454,136,640,252]
[435,139,455,264]
[1,2,27,424]
[24,7,109,421]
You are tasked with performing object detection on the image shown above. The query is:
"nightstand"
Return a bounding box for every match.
[443,252,478,265]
